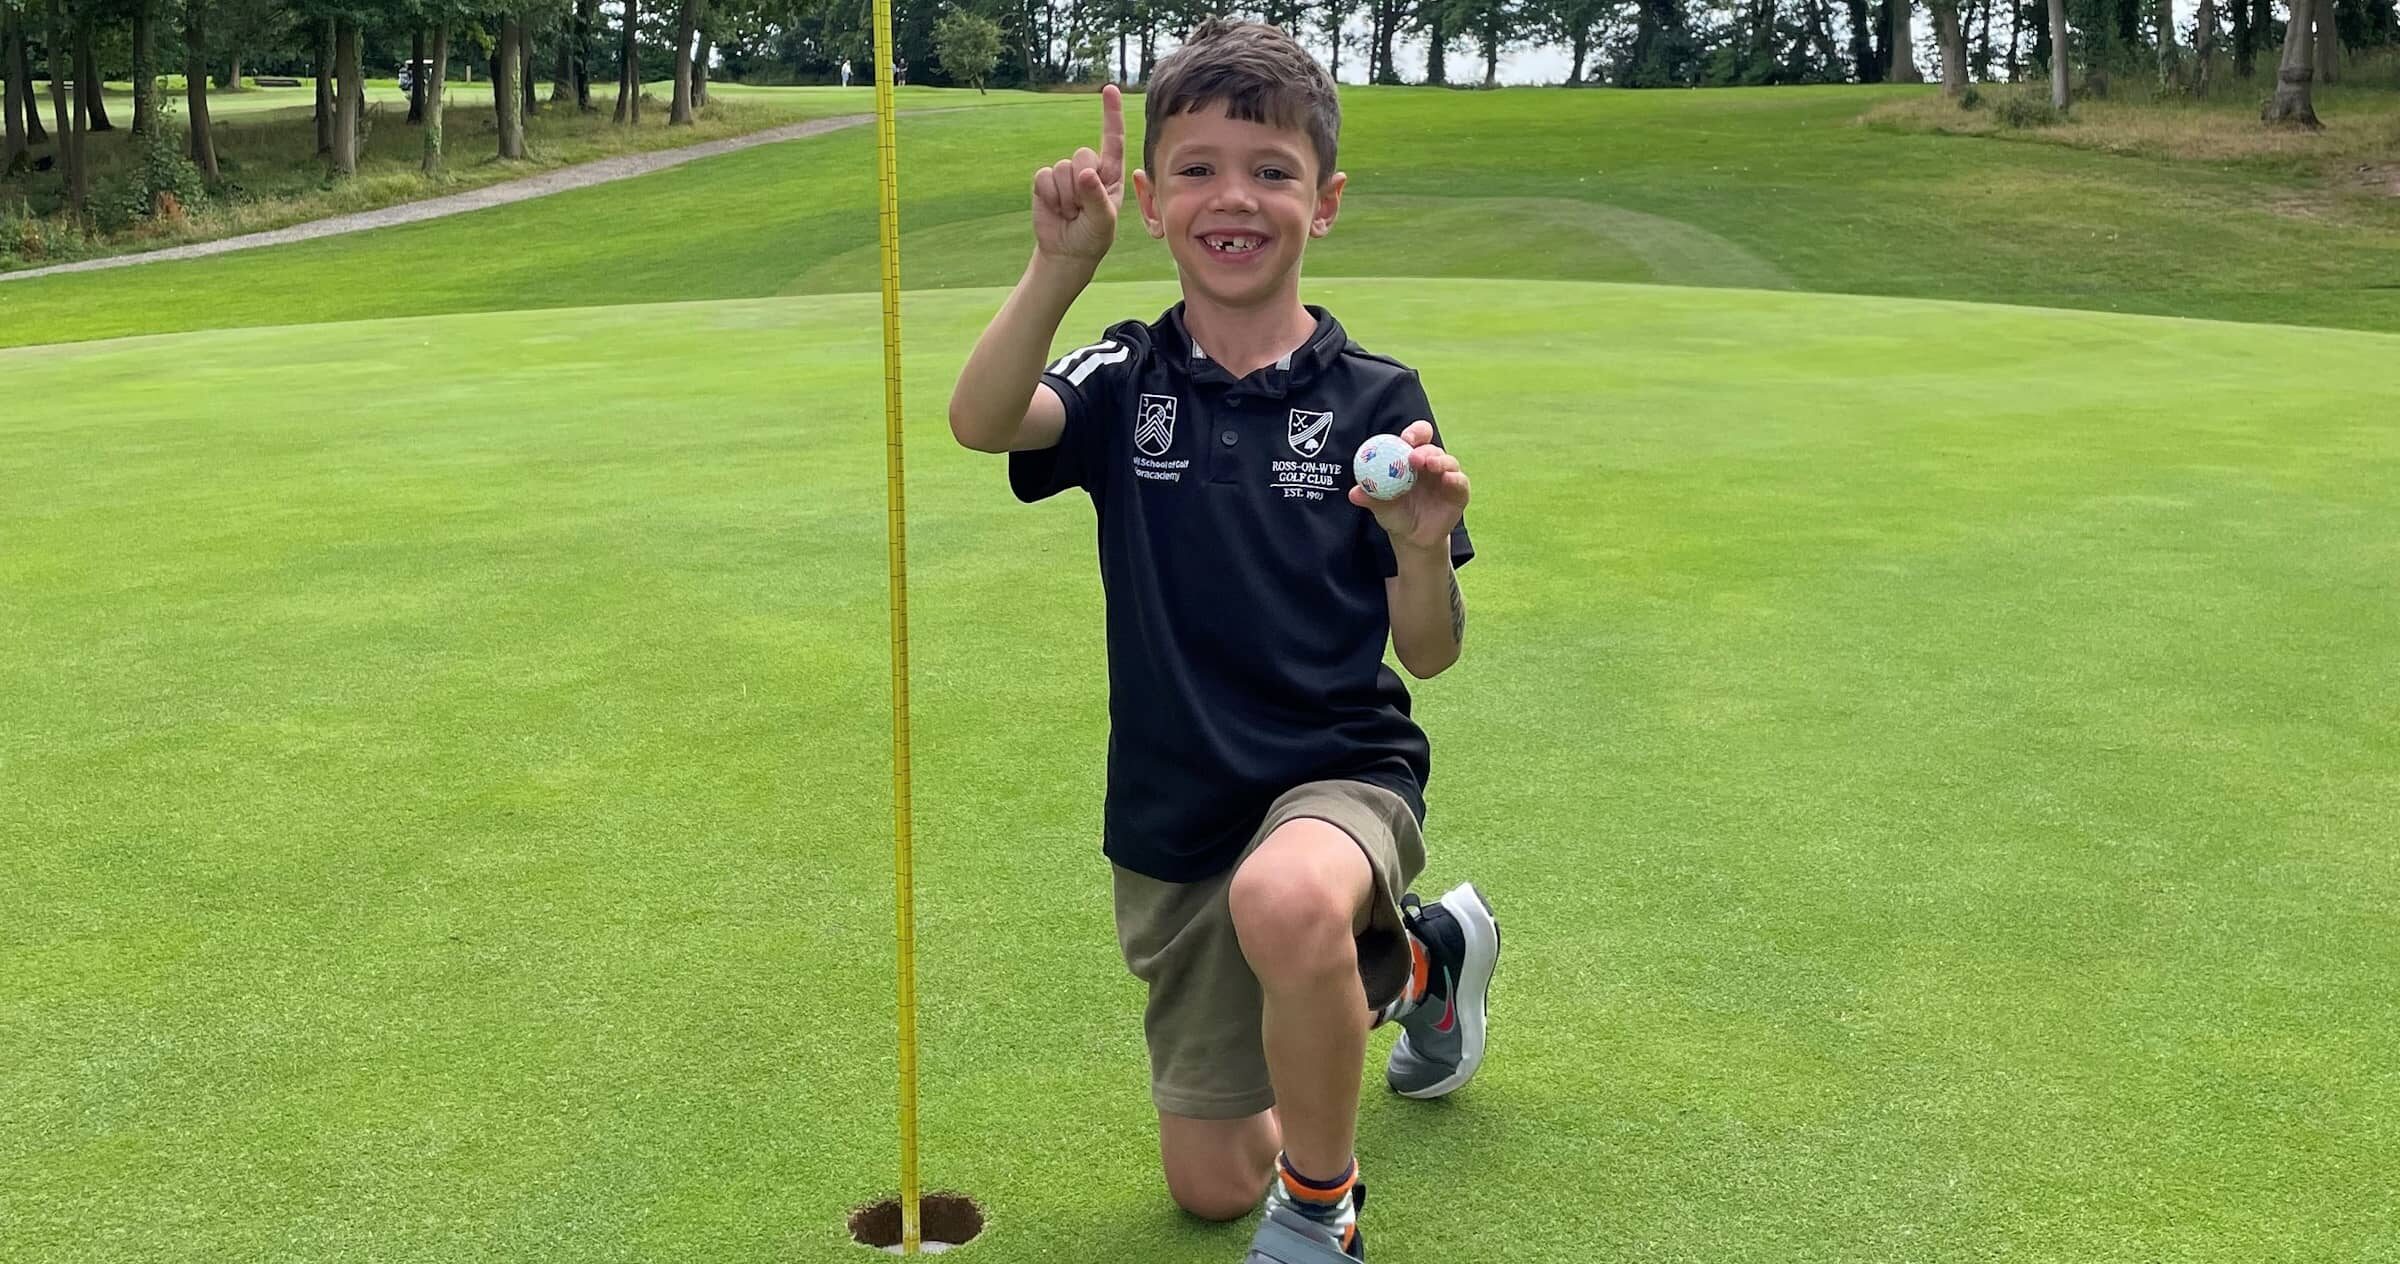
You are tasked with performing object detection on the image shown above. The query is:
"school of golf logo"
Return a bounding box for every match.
[1287,408,1333,458]
[1136,394,1178,457]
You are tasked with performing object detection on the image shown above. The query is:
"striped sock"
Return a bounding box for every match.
[1276,1152,1357,1221]
[1375,932,1435,1026]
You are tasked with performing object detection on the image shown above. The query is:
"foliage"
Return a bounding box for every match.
[933,6,1002,90]
[1995,87,2066,122]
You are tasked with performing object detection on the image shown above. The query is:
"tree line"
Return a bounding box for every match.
[5,0,2392,225]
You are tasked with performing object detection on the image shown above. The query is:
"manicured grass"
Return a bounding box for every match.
[6,84,2399,344]
[3,279,2396,1261]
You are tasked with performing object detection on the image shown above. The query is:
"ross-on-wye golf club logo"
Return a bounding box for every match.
[1136,395,1178,457]
[1287,408,1333,458]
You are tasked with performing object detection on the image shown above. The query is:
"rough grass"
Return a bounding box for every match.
[0,83,1031,268]
[1866,60,2400,169]
[3,278,2397,1261]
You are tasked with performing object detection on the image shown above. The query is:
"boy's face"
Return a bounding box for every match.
[1134,103,1345,312]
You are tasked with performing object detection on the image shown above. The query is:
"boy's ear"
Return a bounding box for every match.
[1133,170,1167,239]
[1310,171,1347,239]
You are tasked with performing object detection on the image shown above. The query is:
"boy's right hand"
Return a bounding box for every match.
[1032,84,1125,266]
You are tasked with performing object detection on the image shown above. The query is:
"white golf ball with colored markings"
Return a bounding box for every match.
[1353,434,1416,502]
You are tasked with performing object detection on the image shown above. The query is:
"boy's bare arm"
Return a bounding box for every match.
[949,85,1127,454]
[1349,419,1472,679]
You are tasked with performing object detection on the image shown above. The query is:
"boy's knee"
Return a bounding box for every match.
[1228,821,1367,969]
[1167,1169,1262,1222]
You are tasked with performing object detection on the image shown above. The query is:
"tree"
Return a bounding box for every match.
[1845,0,1876,75]
[2191,0,2216,91]
[47,0,88,215]
[1452,0,1528,83]
[932,7,999,91]
[611,0,636,122]
[130,0,160,136]
[669,0,695,122]
[1887,0,1923,78]
[330,11,358,171]
[1,10,22,169]
[2263,0,2318,120]
[183,0,218,178]
[421,19,449,170]
[2152,0,2174,81]
[2046,0,2067,103]
[1621,0,1696,82]
[76,23,112,129]
[1929,0,1965,88]
[2312,0,2338,80]
[1540,0,1618,81]
[492,11,525,155]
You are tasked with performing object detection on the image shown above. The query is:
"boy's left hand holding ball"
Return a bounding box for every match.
[1351,420,1470,554]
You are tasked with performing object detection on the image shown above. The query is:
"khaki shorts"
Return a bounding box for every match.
[1111,780,1427,1120]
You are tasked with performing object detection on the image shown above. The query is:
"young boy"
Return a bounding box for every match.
[947,21,1500,1263]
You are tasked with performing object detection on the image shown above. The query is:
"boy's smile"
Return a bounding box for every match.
[1136,105,1345,315]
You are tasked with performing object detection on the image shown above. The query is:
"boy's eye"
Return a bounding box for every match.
[1177,165,1211,178]
[1258,167,1294,182]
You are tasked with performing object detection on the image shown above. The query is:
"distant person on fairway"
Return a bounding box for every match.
[948,20,1499,1262]
[841,58,852,88]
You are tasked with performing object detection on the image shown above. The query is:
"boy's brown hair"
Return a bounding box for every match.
[1142,19,1341,184]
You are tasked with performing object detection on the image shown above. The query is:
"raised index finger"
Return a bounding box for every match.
[1099,84,1125,182]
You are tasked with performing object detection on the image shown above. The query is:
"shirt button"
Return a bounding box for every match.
[1220,429,1239,448]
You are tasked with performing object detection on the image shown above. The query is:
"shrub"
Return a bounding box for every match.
[1996,93,2064,129]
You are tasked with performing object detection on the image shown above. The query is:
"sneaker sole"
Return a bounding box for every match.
[1396,882,1498,1100]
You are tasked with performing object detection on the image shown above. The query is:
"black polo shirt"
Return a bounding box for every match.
[1011,304,1475,882]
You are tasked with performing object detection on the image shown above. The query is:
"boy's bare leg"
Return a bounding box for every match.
[1159,1109,1281,1221]
[1228,819,1375,1184]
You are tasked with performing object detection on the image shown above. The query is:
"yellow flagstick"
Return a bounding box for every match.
[868,1,920,1255]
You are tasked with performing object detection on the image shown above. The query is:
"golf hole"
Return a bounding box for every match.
[848,1193,985,1254]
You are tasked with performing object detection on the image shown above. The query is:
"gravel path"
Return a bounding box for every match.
[0,113,873,284]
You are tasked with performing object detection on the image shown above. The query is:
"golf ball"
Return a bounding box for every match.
[1353,434,1416,502]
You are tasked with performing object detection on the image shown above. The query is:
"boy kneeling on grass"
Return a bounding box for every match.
[947,21,1501,1262]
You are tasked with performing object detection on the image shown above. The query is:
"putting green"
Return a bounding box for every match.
[4,279,2396,1261]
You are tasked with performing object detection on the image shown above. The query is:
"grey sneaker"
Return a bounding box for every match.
[1246,1181,1365,1262]
[1386,882,1500,1099]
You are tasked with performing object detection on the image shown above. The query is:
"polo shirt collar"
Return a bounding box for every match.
[1163,303,1347,399]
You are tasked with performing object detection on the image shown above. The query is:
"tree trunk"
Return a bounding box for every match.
[2155,0,2176,82]
[670,0,695,124]
[184,2,216,179]
[2263,0,2319,120]
[1846,0,1877,78]
[2048,0,2070,106]
[2311,0,2337,83]
[1425,7,1447,82]
[1971,0,1991,75]
[1140,19,1156,79]
[312,20,332,152]
[77,34,113,131]
[2007,0,2021,79]
[48,4,84,214]
[1933,0,1967,92]
[14,22,41,144]
[1483,37,1498,85]
[406,29,425,122]
[1889,0,1924,80]
[693,27,709,103]
[613,0,639,123]
[1569,30,1589,82]
[1118,27,1128,82]
[332,17,359,174]
[422,23,448,173]
[520,21,538,116]
[495,14,526,157]
[2192,0,2217,93]
[575,0,596,109]
[130,1,157,136]
[2,15,24,168]
[553,22,573,100]
[2232,0,2255,77]
[225,52,242,91]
